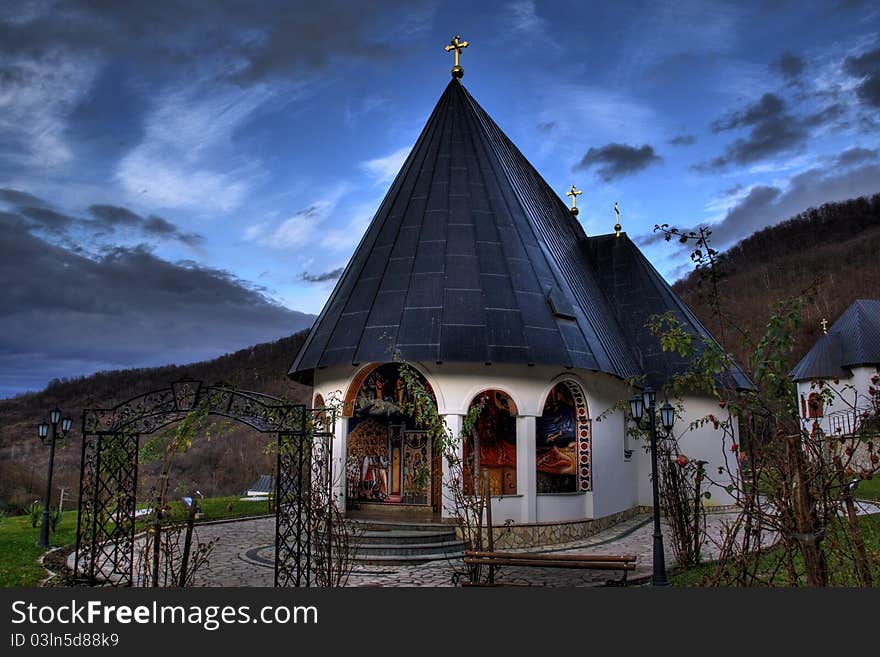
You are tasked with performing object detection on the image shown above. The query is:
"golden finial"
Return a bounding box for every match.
[444,35,469,79]
[614,202,622,237]
[566,185,582,216]
[821,318,828,334]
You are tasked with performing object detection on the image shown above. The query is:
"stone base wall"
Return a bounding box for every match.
[461,505,651,549]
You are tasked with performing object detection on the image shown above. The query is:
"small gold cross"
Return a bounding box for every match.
[445,35,469,78]
[821,318,828,334]
[566,185,582,210]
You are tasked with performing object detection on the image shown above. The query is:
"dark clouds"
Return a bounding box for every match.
[0,219,314,397]
[300,268,344,283]
[695,45,878,172]
[89,204,203,245]
[19,206,77,233]
[574,143,661,181]
[707,158,880,247]
[0,0,430,87]
[698,93,809,170]
[0,189,203,246]
[0,188,46,206]
[844,47,880,109]
[772,52,805,80]
[834,147,879,166]
[669,134,696,146]
[89,204,141,228]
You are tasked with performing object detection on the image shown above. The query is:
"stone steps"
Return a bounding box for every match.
[348,520,463,565]
[357,529,460,545]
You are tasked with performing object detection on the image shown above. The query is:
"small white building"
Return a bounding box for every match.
[288,74,747,545]
[791,299,880,437]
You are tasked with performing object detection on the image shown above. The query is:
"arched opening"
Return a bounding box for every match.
[345,363,439,510]
[464,389,517,496]
[538,380,592,493]
[75,380,329,587]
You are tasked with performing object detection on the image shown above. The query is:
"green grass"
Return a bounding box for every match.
[138,495,272,524]
[853,477,880,501]
[0,512,78,587]
[0,496,271,587]
[672,513,880,586]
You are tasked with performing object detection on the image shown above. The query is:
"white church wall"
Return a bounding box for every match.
[583,373,638,519]
[632,395,740,507]
[312,361,684,523]
[537,492,592,522]
[796,366,879,436]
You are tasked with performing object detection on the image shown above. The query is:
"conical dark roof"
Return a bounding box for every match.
[288,79,747,390]
[791,299,880,381]
[585,233,752,389]
[289,79,640,383]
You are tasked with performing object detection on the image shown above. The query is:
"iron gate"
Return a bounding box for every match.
[74,378,333,587]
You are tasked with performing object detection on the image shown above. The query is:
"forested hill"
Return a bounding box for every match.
[672,193,880,371]
[0,331,311,511]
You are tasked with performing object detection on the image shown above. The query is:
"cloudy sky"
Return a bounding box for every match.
[2,0,879,397]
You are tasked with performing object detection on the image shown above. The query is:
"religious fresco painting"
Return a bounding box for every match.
[536,383,578,493]
[346,364,436,506]
[464,390,517,496]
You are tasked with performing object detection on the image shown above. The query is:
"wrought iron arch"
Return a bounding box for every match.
[74,378,333,588]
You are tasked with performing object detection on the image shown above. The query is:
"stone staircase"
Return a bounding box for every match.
[349,520,464,565]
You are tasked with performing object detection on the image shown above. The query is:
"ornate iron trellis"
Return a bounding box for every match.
[74,378,334,587]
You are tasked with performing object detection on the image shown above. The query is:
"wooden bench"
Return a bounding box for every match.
[462,550,637,587]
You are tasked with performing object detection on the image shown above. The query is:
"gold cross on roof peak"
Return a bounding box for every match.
[566,185,582,209]
[445,35,469,78]
[614,202,622,237]
[821,318,829,334]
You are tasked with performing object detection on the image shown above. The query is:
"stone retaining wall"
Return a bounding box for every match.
[461,506,651,549]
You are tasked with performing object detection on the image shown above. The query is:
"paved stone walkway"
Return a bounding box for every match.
[190,509,749,587]
[74,499,879,587]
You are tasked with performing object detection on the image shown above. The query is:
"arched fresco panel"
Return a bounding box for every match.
[345,363,437,506]
[464,390,517,496]
[537,381,592,493]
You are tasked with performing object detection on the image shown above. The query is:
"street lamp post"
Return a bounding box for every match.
[37,408,72,548]
[629,387,675,587]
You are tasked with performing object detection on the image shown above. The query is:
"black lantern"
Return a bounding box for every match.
[642,386,656,411]
[628,386,669,587]
[36,407,72,548]
[660,401,675,433]
[629,394,644,423]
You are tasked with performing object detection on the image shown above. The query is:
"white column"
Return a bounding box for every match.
[516,415,537,523]
[441,414,463,520]
[332,416,348,513]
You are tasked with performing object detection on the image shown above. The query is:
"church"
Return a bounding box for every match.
[288,39,748,545]
[791,299,880,438]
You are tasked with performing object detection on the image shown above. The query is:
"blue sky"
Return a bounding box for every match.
[1,0,879,397]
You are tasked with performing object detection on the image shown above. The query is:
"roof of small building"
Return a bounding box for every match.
[791,299,880,381]
[288,78,748,390]
[247,474,274,494]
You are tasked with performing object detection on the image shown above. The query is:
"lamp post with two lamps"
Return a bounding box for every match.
[629,387,676,587]
[37,408,72,548]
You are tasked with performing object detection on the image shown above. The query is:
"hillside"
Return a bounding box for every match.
[672,193,880,372]
[0,332,312,512]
